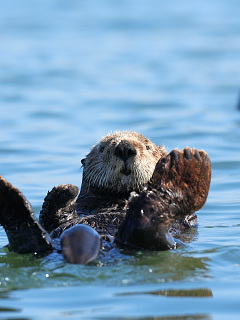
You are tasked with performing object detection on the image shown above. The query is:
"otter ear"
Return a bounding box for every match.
[81,158,86,166]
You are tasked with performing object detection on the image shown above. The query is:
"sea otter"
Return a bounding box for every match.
[0,131,211,264]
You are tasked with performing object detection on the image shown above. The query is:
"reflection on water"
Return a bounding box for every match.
[145,288,213,297]
[0,245,211,291]
[0,0,240,319]
[118,288,213,298]
[0,284,214,320]
[109,316,212,320]
[133,250,211,283]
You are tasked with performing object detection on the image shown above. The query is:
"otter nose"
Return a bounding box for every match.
[114,141,136,162]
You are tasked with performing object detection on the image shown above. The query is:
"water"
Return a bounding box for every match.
[0,0,240,319]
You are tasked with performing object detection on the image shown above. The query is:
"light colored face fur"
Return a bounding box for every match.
[81,131,167,194]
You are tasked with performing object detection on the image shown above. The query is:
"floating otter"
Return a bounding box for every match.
[0,131,211,264]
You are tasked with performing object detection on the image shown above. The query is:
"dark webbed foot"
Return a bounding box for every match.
[0,176,53,254]
[39,184,79,233]
[151,148,211,214]
[116,190,177,250]
[116,148,211,251]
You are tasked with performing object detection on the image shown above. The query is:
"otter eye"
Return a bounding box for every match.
[146,146,150,150]
[100,146,105,153]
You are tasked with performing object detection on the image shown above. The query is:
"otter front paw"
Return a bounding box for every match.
[151,148,211,213]
[116,191,177,251]
[39,184,79,232]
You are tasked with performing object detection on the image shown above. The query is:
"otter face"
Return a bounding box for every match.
[81,131,167,195]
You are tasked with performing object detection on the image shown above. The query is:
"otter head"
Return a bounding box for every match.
[80,131,167,196]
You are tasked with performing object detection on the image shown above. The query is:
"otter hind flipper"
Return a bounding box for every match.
[39,184,79,233]
[0,175,53,254]
[151,147,211,214]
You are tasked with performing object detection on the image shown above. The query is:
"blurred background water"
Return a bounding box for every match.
[0,0,240,319]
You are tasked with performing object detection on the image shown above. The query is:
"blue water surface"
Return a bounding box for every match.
[0,0,240,319]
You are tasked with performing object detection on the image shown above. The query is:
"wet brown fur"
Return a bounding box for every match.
[0,131,211,256]
[75,131,166,213]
